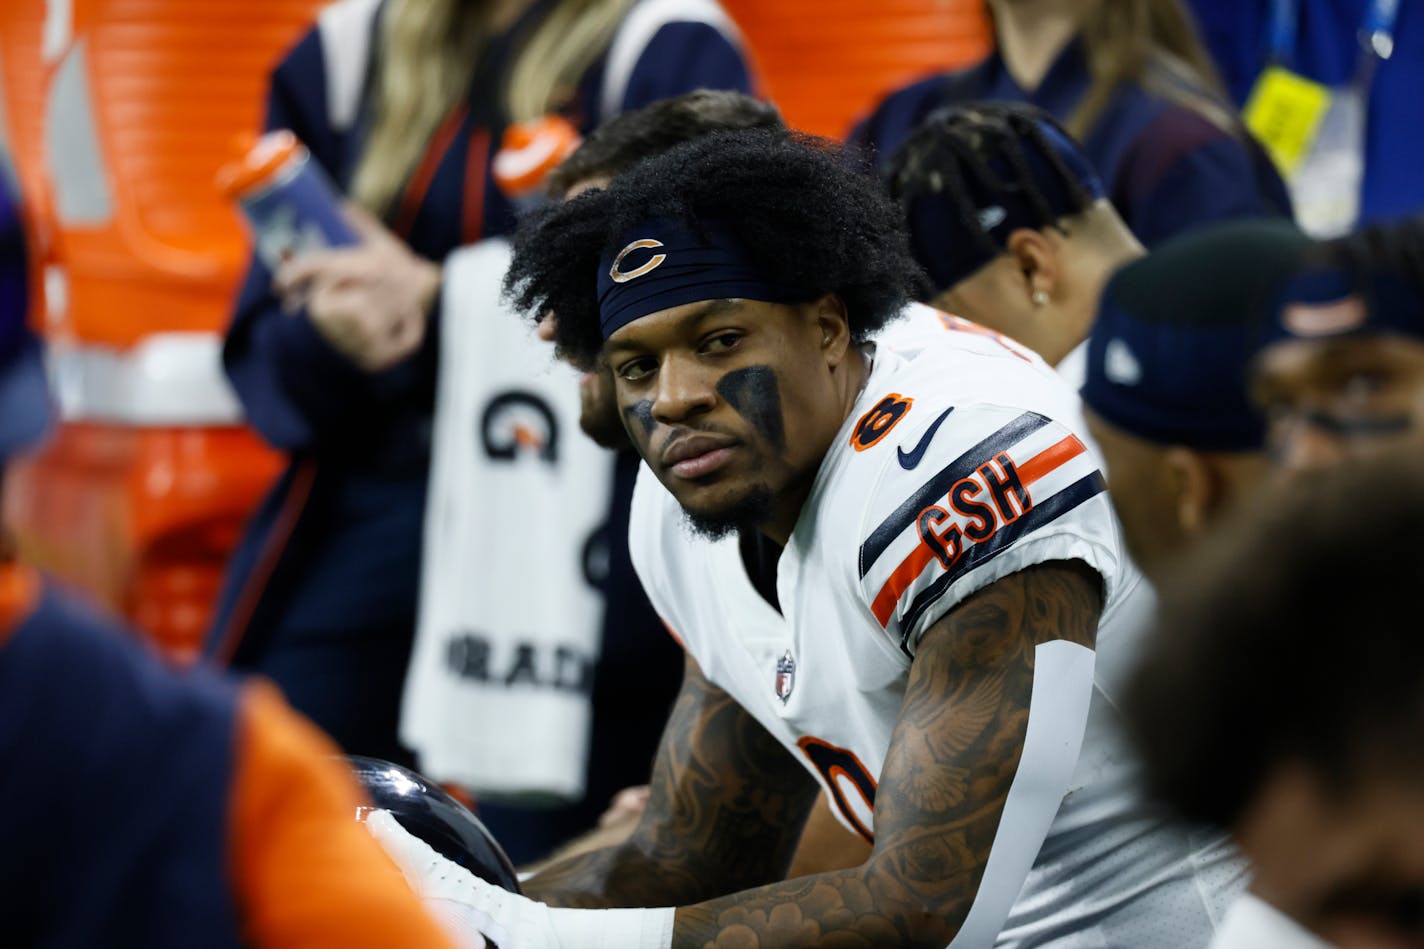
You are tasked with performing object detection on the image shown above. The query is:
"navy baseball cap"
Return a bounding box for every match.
[892,102,1106,295]
[0,178,52,460]
[1263,224,1424,345]
[1082,218,1314,451]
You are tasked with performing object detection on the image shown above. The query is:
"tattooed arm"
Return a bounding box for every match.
[671,559,1103,949]
[522,652,821,908]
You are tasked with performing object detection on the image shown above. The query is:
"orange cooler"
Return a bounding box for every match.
[0,0,325,661]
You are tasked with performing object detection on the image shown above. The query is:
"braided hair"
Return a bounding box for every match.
[887,102,1101,291]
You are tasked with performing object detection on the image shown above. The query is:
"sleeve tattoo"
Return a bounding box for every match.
[672,559,1103,949]
[522,653,820,909]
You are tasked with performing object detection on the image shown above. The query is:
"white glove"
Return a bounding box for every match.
[365,808,674,949]
[366,808,558,948]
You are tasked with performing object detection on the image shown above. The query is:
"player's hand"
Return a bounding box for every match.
[598,785,650,830]
[365,808,559,949]
[273,204,441,373]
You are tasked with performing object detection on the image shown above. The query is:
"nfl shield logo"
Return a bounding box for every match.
[774,650,796,703]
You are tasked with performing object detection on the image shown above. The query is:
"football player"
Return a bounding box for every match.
[0,178,463,948]
[888,101,1145,378]
[1085,218,1424,947]
[1080,217,1314,580]
[1124,450,1424,949]
[1251,217,1424,471]
[531,90,874,877]
[367,130,1244,947]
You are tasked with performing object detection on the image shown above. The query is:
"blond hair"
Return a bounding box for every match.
[352,0,635,216]
[1065,0,1236,142]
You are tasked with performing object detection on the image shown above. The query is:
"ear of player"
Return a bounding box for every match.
[361,794,676,949]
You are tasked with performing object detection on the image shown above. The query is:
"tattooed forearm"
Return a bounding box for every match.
[523,654,819,909]
[673,560,1102,947]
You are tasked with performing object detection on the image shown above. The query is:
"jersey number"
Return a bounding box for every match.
[797,736,878,842]
[850,394,913,452]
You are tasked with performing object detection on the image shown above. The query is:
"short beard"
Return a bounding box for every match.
[681,486,775,541]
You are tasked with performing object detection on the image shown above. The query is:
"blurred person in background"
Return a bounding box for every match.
[886,101,1144,379]
[206,0,752,773]
[1093,218,1424,946]
[1189,0,1424,234]
[1079,217,1313,580]
[1252,216,1424,470]
[854,0,1292,249]
[1124,450,1424,949]
[0,173,464,949]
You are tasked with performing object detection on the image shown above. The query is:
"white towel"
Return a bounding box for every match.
[402,239,613,801]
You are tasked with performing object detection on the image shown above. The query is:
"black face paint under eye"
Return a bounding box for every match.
[622,400,655,439]
[717,365,785,452]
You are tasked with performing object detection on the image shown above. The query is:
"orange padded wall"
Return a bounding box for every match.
[3,0,330,347]
[724,0,993,138]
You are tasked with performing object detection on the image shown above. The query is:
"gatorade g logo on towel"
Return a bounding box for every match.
[481,391,558,463]
[609,239,667,283]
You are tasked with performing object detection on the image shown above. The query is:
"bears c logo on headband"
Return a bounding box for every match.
[610,239,667,284]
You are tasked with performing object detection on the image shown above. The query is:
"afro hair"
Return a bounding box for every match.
[503,128,928,369]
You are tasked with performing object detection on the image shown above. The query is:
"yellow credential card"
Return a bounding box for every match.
[1244,65,1333,176]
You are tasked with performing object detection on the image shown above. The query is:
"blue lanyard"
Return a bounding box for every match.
[1268,0,1401,64]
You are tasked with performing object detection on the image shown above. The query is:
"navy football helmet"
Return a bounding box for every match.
[348,756,522,894]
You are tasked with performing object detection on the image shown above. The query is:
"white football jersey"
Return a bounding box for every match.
[628,308,1244,945]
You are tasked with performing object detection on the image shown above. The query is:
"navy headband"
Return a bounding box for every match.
[596,218,812,339]
[1081,219,1313,452]
[905,117,1106,295]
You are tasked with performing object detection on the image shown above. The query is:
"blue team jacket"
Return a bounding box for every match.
[1,171,26,330]
[1,583,244,949]
[852,40,1293,248]
[208,1,752,664]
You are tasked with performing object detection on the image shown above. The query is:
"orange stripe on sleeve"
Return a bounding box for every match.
[229,682,461,949]
[1015,435,1087,486]
[0,562,41,648]
[870,542,937,627]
